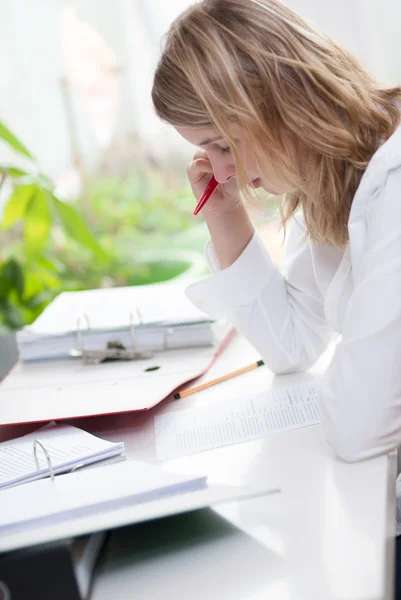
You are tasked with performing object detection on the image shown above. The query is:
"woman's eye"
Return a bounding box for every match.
[219,146,231,154]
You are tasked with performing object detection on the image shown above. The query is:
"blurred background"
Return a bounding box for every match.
[1,0,401,334]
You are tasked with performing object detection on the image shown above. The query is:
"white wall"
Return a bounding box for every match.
[1,0,400,179]
[286,0,401,84]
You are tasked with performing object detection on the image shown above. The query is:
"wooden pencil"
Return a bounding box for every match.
[174,359,265,400]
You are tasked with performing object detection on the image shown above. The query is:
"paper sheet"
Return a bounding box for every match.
[154,383,321,460]
[27,282,209,334]
[0,424,125,489]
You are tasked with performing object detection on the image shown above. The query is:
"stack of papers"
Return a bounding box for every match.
[17,282,218,362]
[0,424,125,490]
[0,460,207,539]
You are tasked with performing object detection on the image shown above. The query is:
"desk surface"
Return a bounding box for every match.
[0,333,395,599]
[79,333,395,600]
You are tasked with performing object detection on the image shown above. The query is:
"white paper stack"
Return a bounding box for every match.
[0,423,125,490]
[17,282,218,362]
[0,460,207,539]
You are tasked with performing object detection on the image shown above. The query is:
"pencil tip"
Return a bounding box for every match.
[174,393,180,399]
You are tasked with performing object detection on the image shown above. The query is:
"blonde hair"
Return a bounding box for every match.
[152,0,401,246]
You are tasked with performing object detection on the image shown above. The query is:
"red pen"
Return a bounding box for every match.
[193,176,219,215]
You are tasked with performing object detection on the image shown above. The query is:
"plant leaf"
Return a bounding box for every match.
[24,187,51,254]
[23,289,55,310]
[0,122,33,160]
[2,183,36,229]
[0,273,11,300]
[34,255,59,272]
[0,258,24,299]
[22,271,45,301]
[52,196,107,260]
[0,166,28,178]
[0,298,25,329]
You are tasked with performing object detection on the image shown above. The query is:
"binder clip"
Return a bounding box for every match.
[74,313,154,365]
[33,439,55,481]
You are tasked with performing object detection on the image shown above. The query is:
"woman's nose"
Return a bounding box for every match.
[211,159,236,185]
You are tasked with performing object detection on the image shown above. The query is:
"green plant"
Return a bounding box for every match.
[0,122,107,331]
[47,168,205,292]
[0,125,207,332]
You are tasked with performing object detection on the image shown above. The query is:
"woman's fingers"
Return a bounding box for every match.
[187,157,214,184]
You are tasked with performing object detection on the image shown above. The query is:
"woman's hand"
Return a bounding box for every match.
[187,150,241,219]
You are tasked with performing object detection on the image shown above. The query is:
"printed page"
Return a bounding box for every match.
[154,383,321,460]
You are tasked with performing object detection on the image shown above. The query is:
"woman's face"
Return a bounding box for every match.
[176,124,296,195]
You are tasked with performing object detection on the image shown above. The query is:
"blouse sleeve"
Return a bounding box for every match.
[185,214,333,374]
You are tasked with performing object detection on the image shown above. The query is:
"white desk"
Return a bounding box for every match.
[76,332,396,600]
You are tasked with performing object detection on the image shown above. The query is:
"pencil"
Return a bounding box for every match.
[193,176,219,215]
[174,359,265,400]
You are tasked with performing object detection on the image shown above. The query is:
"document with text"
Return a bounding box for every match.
[154,383,321,460]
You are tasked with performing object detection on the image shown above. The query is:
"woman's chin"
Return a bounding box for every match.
[250,178,290,194]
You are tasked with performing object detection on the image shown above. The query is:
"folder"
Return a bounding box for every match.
[0,324,234,426]
[0,280,235,426]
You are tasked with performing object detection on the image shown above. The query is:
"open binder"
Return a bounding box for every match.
[0,324,234,426]
[0,327,234,426]
[0,281,235,426]
[0,423,126,490]
[17,282,219,363]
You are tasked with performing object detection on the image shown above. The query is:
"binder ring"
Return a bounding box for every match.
[70,462,85,473]
[129,312,138,353]
[163,327,174,351]
[136,307,143,324]
[33,439,55,481]
[73,311,153,364]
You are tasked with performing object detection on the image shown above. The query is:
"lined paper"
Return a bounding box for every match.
[0,424,125,489]
[154,383,321,460]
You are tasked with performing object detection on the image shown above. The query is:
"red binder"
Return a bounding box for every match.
[0,327,235,426]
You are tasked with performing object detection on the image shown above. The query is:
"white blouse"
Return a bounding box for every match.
[186,125,401,463]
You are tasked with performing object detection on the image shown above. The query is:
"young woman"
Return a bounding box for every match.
[152,0,401,465]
